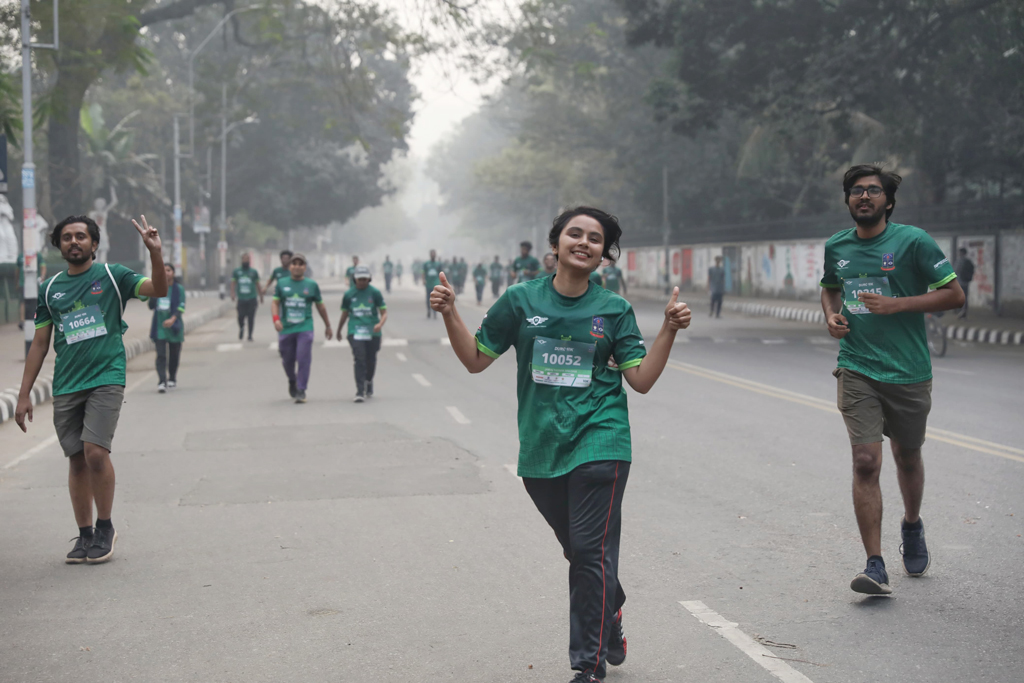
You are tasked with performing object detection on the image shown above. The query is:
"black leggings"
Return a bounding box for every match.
[523,460,629,679]
[348,335,381,395]
[237,299,258,338]
[155,340,181,385]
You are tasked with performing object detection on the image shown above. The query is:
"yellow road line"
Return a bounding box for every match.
[666,360,1023,465]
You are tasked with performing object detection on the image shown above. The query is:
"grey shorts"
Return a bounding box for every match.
[834,368,931,449]
[52,385,125,457]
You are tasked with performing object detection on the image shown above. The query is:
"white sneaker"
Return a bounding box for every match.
[353,394,365,403]
[167,380,177,389]
[157,383,166,393]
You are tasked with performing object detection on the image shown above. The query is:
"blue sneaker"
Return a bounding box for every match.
[901,517,931,577]
[851,555,892,595]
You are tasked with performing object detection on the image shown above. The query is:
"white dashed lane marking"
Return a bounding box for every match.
[216,343,243,352]
[396,353,408,362]
[412,373,432,387]
[446,406,471,424]
[680,601,816,683]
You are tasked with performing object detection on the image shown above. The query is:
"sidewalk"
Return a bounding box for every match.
[0,292,232,424]
[630,288,1024,345]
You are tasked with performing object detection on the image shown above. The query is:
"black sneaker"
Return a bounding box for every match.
[86,526,117,563]
[239,328,244,340]
[288,380,297,398]
[570,672,602,683]
[66,533,93,564]
[366,382,374,398]
[295,391,307,404]
[901,517,931,576]
[851,555,892,595]
[606,608,626,666]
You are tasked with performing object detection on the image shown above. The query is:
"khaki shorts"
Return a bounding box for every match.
[52,385,125,457]
[834,368,931,449]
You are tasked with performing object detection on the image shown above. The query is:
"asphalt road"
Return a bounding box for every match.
[1,284,1021,683]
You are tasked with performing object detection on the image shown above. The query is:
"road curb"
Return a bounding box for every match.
[726,300,1024,346]
[0,299,232,425]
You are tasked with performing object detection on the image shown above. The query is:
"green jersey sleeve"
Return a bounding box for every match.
[34,278,53,328]
[374,288,386,310]
[475,291,518,359]
[610,306,646,370]
[915,232,957,289]
[273,282,284,300]
[820,239,840,288]
[110,263,149,302]
[176,283,186,313]
[312,282,323,304]
[341,291,352,312]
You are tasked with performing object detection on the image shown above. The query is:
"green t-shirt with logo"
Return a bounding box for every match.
[232,267,260,301]
[35,263,150,396]
[820,222,957,384]
[475,277,647,479]
[154,282,186,344]
[602,265,624,293]
[422,260,442,289]
[383,260,394,276]
[513,255,541,282]
[273,277,323,334]
[342,285,386,339]
[489,262,504,282]
[473,264,487,286]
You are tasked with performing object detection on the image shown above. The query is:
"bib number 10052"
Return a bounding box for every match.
[541,352,582,367]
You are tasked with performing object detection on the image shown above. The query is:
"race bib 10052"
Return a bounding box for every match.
[843,276,893,315]
[61,304,108,344]
[531,336,596,388]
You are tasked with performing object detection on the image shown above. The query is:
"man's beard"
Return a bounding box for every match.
[63,248,93,266]
[849,202,887,227]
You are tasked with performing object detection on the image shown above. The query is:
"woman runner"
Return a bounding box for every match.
[431,207,691,683]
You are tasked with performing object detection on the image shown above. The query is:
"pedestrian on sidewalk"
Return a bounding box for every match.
[431,206,691,683]
[149,263,185,392]
[271,253,332,404]
[15,214,168,565]
[337,265,387,402]
[708,255,725,317]
[231,253,261,341]
[954,247,974,319]
[821,164,964,595]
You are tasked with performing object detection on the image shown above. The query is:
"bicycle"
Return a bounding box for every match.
[925,311,947,357]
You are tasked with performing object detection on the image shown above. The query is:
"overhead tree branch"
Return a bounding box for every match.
[139,0,229,27]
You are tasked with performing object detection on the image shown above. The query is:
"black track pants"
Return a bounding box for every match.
[348,335,381,395]
[523,460,629,679]
[155,340,181,384]
[237,299,258,338]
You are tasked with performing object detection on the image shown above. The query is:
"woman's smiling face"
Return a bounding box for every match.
[553,215,605,273]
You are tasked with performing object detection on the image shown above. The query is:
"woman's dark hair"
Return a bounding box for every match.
[50,215,101,249]
[548,206,623,263]
[843,164,902,220]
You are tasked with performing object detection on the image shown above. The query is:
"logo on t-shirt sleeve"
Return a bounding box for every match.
[881,253,895,271]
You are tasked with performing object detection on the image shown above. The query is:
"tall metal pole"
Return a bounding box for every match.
[20,0,36,357]
[219,84,227,299]
[662,163,671,294]
[173,116,183,269]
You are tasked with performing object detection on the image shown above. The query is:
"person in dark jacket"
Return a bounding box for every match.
[149,263,185,392]
[954,247,975,319]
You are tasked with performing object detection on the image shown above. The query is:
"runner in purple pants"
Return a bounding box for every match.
[271,253,332,403]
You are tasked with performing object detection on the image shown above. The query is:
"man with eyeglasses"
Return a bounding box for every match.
[820,165,964,596]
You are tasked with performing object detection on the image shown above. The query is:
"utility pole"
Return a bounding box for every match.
[219,84,227,299]
[662,163,671,294]
[173,115,184,270]
[20,0,58,357]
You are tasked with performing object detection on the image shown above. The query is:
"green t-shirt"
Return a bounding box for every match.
[820,222,957,384]
[383,260,394,276]
[342,285,386,339]
[346,266,357,288]
[232,267,260,301]
[473,265,488,285]
[602,265,624,292]
[273,277,323,334]
[154,282,186,344]
[270,266,290,286]
[422,260,442,289]
[489,262,504,282]
[475,277,647,479]
[513,255,541,282]
[35,263,149,396]
[589,271,603,287]
[396,263,404,275]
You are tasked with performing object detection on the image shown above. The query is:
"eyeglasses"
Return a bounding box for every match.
[850,186,884,198]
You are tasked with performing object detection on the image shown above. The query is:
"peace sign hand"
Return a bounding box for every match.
[132,215,162,254]
[665,287,691,331]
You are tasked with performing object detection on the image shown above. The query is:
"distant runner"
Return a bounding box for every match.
[395,260,404,286]
[432,206,691,683]
[513,240,541,282]
[589,270,603,288]
[422,250,442,319]
[150,263,185,392]
[382,255,394,293]
[271,253,333,403]
[337,265,387,402]
[16,214,168,565]
[821,165,964,595]
[542,252,557,276]
[264,250,293,294]
[472,260,488,304]
[489,256,504,298]
[231,253,261,341]
[345,255,360,289]
[602,259,626,296]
